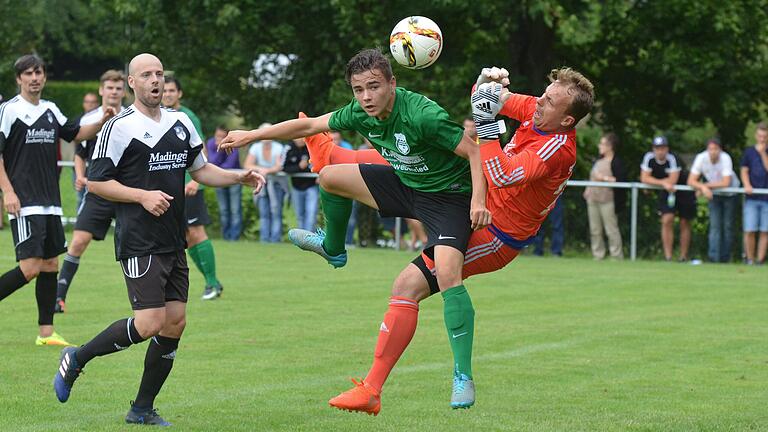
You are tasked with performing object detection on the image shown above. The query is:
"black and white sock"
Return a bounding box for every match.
[133,336,180,410]
[76,318,146,366]
[0,267,29,302]
[36,272,57,326]
[56,254,80,301]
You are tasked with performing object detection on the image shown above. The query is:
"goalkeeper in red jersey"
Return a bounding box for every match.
[303,66,595,415]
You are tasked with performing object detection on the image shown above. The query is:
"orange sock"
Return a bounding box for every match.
[331,148,388,166]
[364,296,419,393]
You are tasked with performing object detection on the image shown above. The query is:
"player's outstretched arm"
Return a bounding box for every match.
[219,113,334,151]
[74,107,117,141]
[189,163,266,193]
[88,180,173,217]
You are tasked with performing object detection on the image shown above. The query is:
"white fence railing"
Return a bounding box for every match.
[53,162,768,260]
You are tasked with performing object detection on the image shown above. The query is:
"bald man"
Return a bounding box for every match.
[53,53,266,426]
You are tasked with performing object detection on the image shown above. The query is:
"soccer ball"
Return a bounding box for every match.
[389,16,443,70]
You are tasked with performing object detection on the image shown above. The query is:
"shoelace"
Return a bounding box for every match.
[350,378,365,388]
[452,376,466,394]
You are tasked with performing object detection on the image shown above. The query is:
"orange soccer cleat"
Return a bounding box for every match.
[298,112,335,173]
[328,378,381,416]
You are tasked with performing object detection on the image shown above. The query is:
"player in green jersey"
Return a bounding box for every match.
[220,48,490,408]
[163,76,224,300]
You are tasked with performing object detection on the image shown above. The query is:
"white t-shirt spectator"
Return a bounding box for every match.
[690,150,740,195]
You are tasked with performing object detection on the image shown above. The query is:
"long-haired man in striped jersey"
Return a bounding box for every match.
[0,54,114,346]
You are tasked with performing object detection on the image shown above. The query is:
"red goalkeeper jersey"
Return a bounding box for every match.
[480,93,577,240]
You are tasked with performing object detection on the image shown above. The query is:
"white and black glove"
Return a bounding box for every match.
[471,82,507,140]
[475,66,510,89]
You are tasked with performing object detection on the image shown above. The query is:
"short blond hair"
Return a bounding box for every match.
[100,69,125,85]
[549,67,594,123]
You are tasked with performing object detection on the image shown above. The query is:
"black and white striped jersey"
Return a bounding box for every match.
[75,106,123,175]
[0,95,79,218]
[640,151,689,184]
[89,105,206,260]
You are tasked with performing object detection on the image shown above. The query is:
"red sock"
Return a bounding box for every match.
[364,296,419,393]
[330,147,388,166]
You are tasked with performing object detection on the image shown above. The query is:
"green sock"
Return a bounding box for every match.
[442,284,474,379]
[319,187,352,256]
[188,239,219,287]
[187,244,202,274]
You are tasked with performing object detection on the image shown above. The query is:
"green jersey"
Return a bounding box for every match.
[179,105,204,187]
[328,87,470,194]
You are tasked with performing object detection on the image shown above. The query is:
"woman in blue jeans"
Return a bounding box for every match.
[207,126,244,240]
[283,138,319,231]
[245,125,287,243]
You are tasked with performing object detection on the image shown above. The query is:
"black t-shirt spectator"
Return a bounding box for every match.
[282,142,315,190]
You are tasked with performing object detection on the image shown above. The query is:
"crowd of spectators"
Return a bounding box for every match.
[579,125,768,264]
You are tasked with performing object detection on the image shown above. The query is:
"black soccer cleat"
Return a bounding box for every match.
[125,402,172,426]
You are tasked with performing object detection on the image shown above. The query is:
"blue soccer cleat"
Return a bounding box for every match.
[53,346,83,403]
[288,228,348,268]
[125,403,172,426]
[451,372,475,409]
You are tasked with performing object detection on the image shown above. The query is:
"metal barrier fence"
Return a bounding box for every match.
[567,181,768,261]
[54,161,768,260]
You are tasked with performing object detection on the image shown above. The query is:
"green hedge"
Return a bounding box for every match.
[43,81,100,117]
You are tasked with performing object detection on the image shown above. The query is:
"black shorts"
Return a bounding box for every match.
[359,164,472,254]
[74,192,115,240]
[658,190,697,220]
[120,250,189,310]
[10,214,66,261]
[185,190,211,227]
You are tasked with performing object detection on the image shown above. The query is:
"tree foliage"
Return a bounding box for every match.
[3,0,766,148]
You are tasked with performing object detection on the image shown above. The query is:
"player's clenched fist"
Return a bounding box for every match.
[100,106,117,123]
[471,82,510,140]
[140,190,174,216]
[237,170,266,194]
[475,66,510,89]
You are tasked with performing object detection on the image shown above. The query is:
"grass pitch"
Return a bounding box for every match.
[0,236,766,431]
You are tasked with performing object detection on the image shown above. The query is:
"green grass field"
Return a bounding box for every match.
[0,236,766,431]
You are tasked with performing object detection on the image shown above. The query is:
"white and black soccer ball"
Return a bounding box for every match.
[389,16,443,70]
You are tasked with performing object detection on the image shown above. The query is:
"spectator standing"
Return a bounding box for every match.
[640,135,696,262]
[687,138,739,263]
[206,125,243,241]
[244,124,286,243]
[584,133,625,259]
[532,197,564,256]
[740,123,768,264]
[283,138,319,232]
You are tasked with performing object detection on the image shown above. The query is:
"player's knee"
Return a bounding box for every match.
[163,318,186,338]
[134,316,165,339]
[391,270,429,302]
[19,261,42,281]
[391,281,424,301]
[435,271,462,290]
[41,258,58,273]
[69,238,90,256]
[318,166,334,190]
